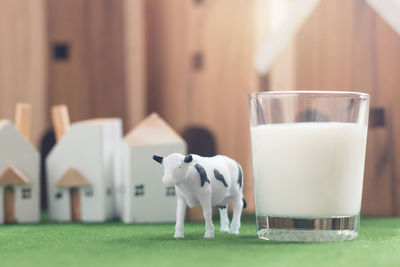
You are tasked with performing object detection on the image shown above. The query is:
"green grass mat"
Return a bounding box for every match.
[0,215,399,267]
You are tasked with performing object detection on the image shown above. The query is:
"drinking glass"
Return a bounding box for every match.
[248,91,369,242]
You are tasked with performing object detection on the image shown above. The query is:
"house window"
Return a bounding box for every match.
[85,189,94,197]
[134,184,144,196]
[53,43,70,61]
[107,188,112,196]
[166,186,176,197]
[22,188,32,199]
[55,192,63,199]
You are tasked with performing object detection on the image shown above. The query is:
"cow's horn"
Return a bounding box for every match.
[184,154,193,163]
[153,155,163,164]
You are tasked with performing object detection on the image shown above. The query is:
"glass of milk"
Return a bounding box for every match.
[249,91,369,242]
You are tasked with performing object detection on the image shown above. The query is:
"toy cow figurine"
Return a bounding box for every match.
[153,153,246,238]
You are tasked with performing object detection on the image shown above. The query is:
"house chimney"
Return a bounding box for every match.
[51,105,70,141]
[15,103,32,141]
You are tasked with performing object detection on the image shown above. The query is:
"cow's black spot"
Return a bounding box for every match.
[214,169,228,187]
[236,163,243,188]
[194,163,210,187]
[242,198,247,209]
[218,206,227,209]
[184,154,193,163]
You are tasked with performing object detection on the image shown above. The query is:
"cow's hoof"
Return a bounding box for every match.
[220,225,229,232]
[174,232,184,238]
[229,229,239,235]
[204,232,215,238]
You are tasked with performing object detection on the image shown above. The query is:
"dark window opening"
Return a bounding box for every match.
[192,52,204,70]
[135,184,144,196]
[22,188,32,199]
[53,43,70,61]
[85,189,94,197]
[369,108,385,128]
[182,126,217,157]
[55,192,63,199]
[166,186,176,197]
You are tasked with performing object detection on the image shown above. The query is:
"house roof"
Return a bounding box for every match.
[124,113,184,146]
[56,168,91,188]
[0,165,30,185]
[0,120,38,154]
[75,118,120,125]
[0,119,9,131]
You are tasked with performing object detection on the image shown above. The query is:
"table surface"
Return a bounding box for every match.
[0,215,399,267]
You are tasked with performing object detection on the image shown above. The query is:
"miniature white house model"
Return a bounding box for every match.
[120,113,187,223]
[46,105,122,222]
[0,103,40,224]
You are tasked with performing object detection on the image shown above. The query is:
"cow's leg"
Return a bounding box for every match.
[174,194,186,238]
[200,197,214,238]
[219,206,229,232]
[229,196,243,235]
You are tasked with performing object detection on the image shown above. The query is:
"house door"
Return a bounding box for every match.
[70,188,81,221]
[4,186,15,224]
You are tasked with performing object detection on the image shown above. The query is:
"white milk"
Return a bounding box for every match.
[251,122,368,218]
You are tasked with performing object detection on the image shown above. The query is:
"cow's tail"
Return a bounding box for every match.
[242,198,247,209]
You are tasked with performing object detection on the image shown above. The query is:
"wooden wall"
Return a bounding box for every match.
[47,0,146,131]
[0,0,47,147]
[0,0,146,147]
[146,0,256,219]
[148,0,400,217]
[2,0,400,217]
[263,0,400,216]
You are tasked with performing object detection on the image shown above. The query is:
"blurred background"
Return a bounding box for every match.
[0,0,399,217]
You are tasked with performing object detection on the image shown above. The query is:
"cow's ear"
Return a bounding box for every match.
[153,155,163,164]
[184,154,193,163]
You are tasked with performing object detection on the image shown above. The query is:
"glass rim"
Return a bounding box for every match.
[249,91,369,100]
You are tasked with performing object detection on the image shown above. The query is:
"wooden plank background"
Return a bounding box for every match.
[146,0,256,219]
[0,0,47,147]
[0,0,146,146]
[290,0,399,216]
[1,0,400,216]
[47,0,146,130]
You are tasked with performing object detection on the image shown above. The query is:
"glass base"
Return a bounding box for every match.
[257,215,359,242]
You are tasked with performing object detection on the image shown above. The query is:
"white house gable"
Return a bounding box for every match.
[47,122,105,221]
[121,113,186,223]
[0,121,38,170]
[124,113,184,146]
[0,120,39,224]
[47,118,122,222]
